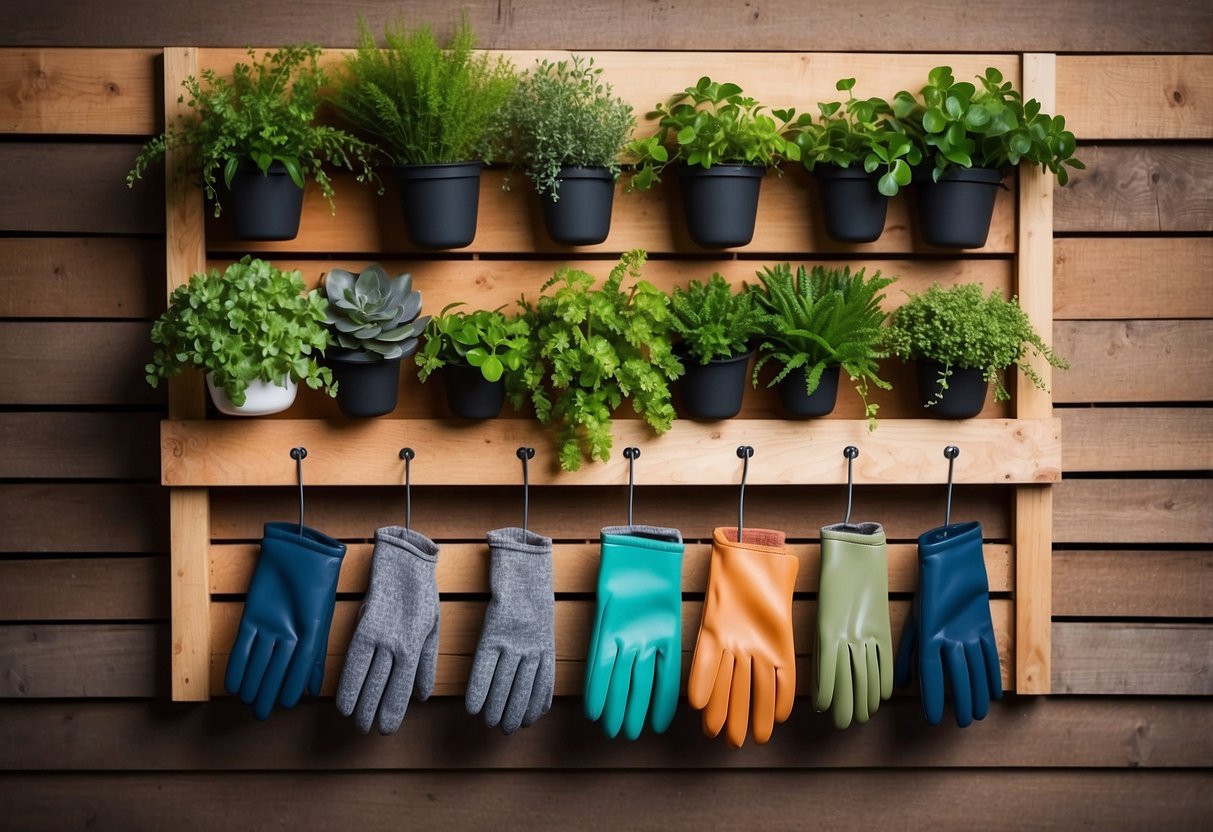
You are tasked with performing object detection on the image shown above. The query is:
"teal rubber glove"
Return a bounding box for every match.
[584,525,685,740]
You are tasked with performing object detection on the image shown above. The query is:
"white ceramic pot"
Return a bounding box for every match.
[206,374,298,416]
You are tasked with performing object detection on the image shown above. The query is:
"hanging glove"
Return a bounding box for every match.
[813,522,893,730]
[466,527,555,734]
[584,525,685,740]
[224,522,346,720]
[336,526,440,735]
[688,527,798,748]
[894,520,1003,727]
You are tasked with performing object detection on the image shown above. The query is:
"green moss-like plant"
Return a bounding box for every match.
[670,274,766,364]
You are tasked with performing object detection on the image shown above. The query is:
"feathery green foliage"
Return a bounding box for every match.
[321,265,429,360]
[670,274,765,364]
[416,303,531,384]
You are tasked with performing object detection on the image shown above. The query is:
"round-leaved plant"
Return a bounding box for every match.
[416,303,532,384]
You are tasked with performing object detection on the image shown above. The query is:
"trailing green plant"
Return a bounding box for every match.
[780,78,922,196]
[749,264,895,428]
[127,44,377,217]
[669,274,766,364]
[626,76,800,190]
[332,16,517,165]
[511,249,682,470]
[146,256,335,406]
[884,282,1069,405]
[505,55,636,199]
[892,66,1084,184]
[321,265,430,359]
[416,303,531,384]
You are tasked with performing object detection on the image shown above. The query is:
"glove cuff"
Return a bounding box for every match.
[918,521,983,557]
[715,526,786,552]
[820,522,886,546]
[263,522,346,560]
[601,524,683,547]
[487,526,553,557]
[374,525,440,564]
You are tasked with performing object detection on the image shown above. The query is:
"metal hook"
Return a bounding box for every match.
[290,447,307,536]
[944,445,960,527]
[843,446,860,526]
[736,446,754,542]
[517,447,535,531]
[623,447,640,527]
[399,448,415,530]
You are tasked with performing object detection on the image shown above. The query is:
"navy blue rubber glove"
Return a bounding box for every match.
[894,521,1002,727]
[225,522,346,720]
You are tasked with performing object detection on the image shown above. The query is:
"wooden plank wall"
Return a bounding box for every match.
[0,2,1210,827]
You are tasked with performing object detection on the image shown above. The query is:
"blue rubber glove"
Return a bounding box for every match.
[584,525,685,740]
[225,522,346,720]
[894,521,1003,727]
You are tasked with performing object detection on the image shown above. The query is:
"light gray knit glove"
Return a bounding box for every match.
[336,526,440,735]
[465,527,555,734]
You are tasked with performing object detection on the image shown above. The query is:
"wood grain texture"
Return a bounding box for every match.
[0,322,160,405]
[1054,550,1213,618]
[171,488,210,701]
[0,484,167,553]
[1053,238,1213,320]
[0,557,164,620]
[0,238,162,318]
[1053,622,1213,695]
[0,48,158,134]
[1059,408,1213,472]
[0,413,160,478]
[0,624,159,697]
[1057,56,1213,140]
[1054,145,1213,233]
[1053,479,1212,545]
[1052,320,1213,404]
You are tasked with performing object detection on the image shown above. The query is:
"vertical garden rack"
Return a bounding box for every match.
[161,48,1062,702]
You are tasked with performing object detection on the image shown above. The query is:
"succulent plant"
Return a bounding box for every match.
[322,265,430,359]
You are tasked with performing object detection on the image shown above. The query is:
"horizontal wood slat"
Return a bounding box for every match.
[0,557,164,620]
[1059,408,1213,472]
[0,322,160,405]
[1052,622,1213,695]
[0,238,162,319]
[1054,550,1213,618]
[1057,56,1213,140]
[0,484,167,553]
[1052,320,1213,404]
[0,624,158,697]
[1053,479,1212,545]
[1053,238,1213,320]
[0,412,161,478]
[0,48,159,134]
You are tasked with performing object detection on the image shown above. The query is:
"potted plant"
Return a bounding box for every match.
[627,77,799,248]
[416,304,532,419]
[885,282,1069,419]
[669,274,766,420]
[782,78,921,243]
[127,45,377,241]
[145,256,336,415]
[332,18,516,249]
[750,264,894,427]
[893,66,1084,248]
[505,55,635,245]
[512,249,682,471]
[321,265,430,417]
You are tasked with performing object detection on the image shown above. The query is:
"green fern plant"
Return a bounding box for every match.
[750,264,895,428]
[670,274,766,364]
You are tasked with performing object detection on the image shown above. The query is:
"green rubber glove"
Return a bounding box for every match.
[584,525,685,740]
[813,522,893,730]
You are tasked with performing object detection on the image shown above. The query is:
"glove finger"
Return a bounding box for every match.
[774,662,795,723]
[308,650,326,698]
[725,653,752,748]
[483,651,522,728]
[353,648,393,735]
[649,640,681,735]
[253,640,295,721]
[981,632,1004,701]
[377,651,421,735]
[336,633,375,718]
[832,643,854,730]
[501,655,539,735]
[865,638,883,717]
[279,629,320,710]
[687,634,722,711]
[877,636,894,701]
[894,613,917,688]
[415,620,440,701]
[852,643,871,726]
[522,651,554,727]
[602,648,636,739]
[814,633,838,715]
[623,647,657,742]
[238,633,275,706]
[224,621,257,695]
[750,657,776,745]
[464,647,500,717]
[701,650,734,739]
[920,644,945,726]
[966,641,991,722]
[944,641,974,728]
[584,630,618,724]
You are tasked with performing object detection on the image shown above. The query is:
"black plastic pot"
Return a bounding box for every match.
[677,350,753,421]
[914,167,1004,248]
[777,364,841,418]
[542,166,615,245]
[393,162,482,249]
[916,360,989,419]
[442,361,504,420]
[814,166,889,243]
[224,161,304,241]
[325,349,403,418]
[677,164,765,248]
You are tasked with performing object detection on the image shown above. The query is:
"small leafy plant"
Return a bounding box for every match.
[127,44,377,216]
[670,274,766,364]
[893,66,1084,184]
[512,249,682,470]
[146,256,335,406]
[626,77,799,190]
[332,17,517,165]
[750,264,895,428]
[321,265,430,359]
[781,78,922,196]
[506,55,635,199]
[885,282,1069,405]
[416,303,531,384]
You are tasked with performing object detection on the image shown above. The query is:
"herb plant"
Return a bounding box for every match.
[127,45,377,217]
[332,17,517,165]
[321,265,430,359]
[417,303,532,384]
[885,282,1069,405]
[146,256,336,406]
[512,249,682,470]
[626,76,800,190]
[506,55,635,199]
[750,264,895,428]
[670,274,766,364]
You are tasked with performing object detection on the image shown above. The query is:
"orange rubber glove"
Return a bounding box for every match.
[688,527,799,747]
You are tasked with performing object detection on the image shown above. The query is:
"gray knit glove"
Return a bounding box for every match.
[336,526,440,735]
[465,527,555,734]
